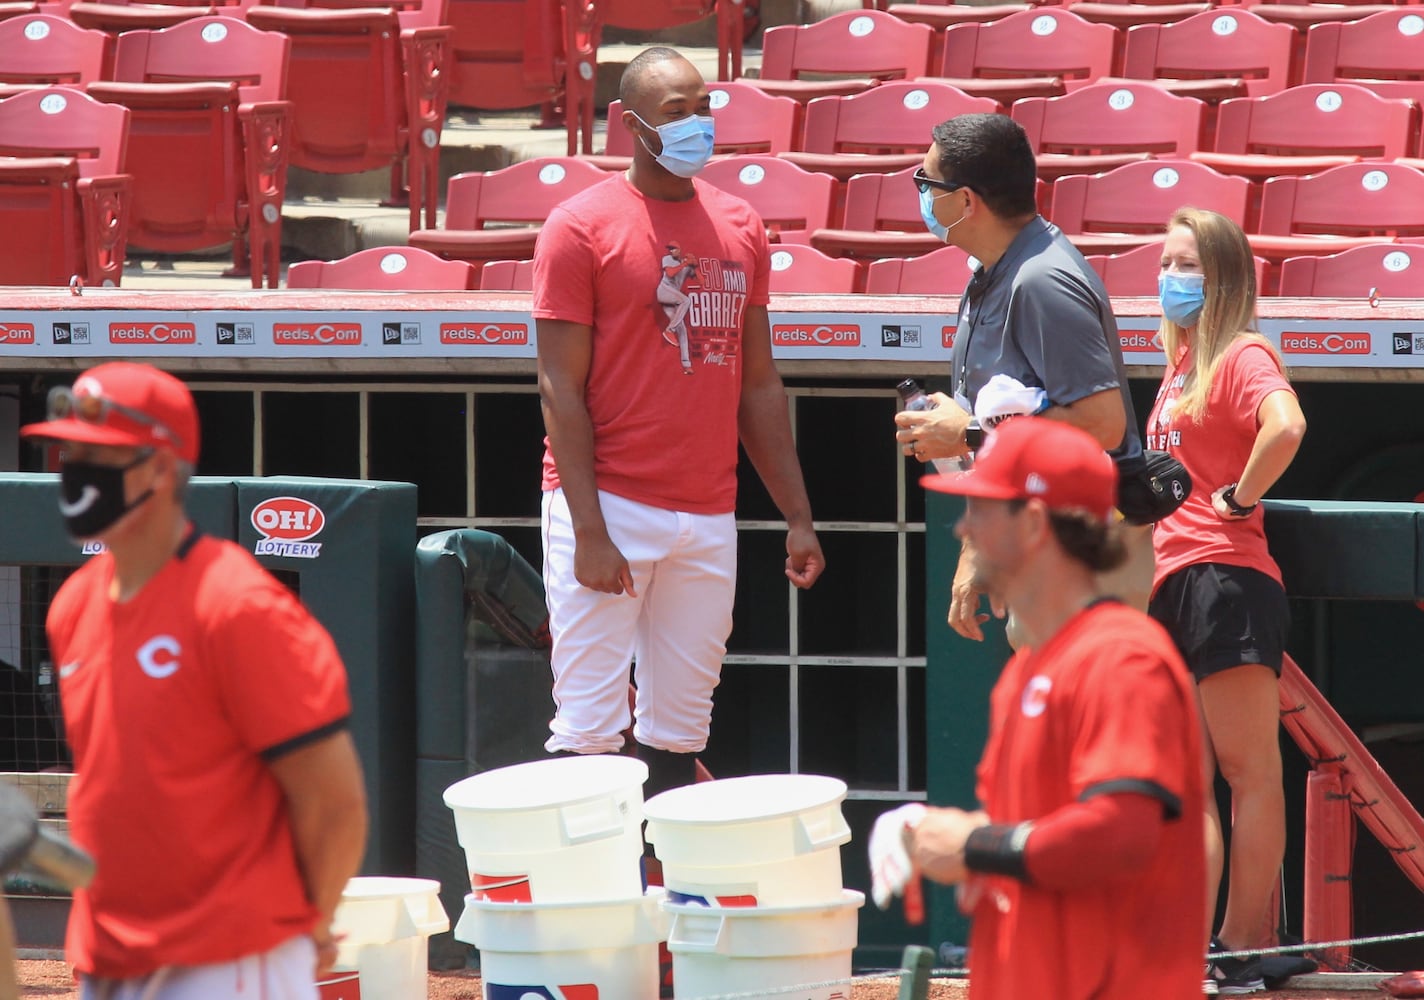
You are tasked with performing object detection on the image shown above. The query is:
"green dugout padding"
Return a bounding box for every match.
[0,474,417,875]
[923,495,1424,955]
[413,528,555,965]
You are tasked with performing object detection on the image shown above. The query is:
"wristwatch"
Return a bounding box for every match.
[965,419,985,452]
[1221,483,1258,517]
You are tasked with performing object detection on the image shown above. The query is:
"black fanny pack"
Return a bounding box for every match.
[1115,450,1192,526]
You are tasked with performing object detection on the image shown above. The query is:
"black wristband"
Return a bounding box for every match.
[964,821,1034,882]
[964,419,985,452]
[1221,483,1257,517]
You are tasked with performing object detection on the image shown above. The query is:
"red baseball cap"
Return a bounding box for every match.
[21,362,200,464]
[921,416,1115,521]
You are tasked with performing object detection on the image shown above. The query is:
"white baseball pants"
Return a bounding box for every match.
[542,488,737,754]
[80,934,316,1000]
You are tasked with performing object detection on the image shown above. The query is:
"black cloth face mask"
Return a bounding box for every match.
[59,451,154,539]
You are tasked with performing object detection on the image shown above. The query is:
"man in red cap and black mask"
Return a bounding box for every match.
[22,362,367,1000]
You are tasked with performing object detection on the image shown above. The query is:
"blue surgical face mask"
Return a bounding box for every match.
[1159,271,1206,328]
[632,112,715,178]
[919,189,967,242]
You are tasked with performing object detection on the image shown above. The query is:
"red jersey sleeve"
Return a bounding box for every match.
[1067,642,1196,817]
[1219,339,1293,435]
[211,582,351,755]
[531,204,598,326]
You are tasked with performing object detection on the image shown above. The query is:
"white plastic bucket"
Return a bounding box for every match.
[663,890,864,1000]
[443,755,648,903]
[644,774,850,906]
[455,888,669,1000]
[328,877,449,1000]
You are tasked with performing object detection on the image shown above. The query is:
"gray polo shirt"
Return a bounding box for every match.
[950,216,1144,468]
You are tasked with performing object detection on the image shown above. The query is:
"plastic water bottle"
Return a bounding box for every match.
[896,379,968,474]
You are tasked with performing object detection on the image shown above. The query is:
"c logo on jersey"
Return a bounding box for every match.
[485,986,599,1000]
[1021,675,1052,718]
[137,635,181,679]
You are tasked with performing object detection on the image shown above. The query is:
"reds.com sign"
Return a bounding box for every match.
[272,323,362,346]
[440,322,529,345]
[108,322,197,344]
[250,496,327,558]
[1120,332,1164,353]
[0,322,36,344]
[771,324,861,347]
[1279,332,1372,355]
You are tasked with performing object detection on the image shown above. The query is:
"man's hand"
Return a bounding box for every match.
[312,920,340,978]
[785,523,824,589]
[911,808,990,887]
[895,392,972,463]
[573,531,637,596]
[869,803,927,914]
[948,545,991,641]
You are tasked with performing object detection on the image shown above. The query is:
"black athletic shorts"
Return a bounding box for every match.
[1148,563,1289,681]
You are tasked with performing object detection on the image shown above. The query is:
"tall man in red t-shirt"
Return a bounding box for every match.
[533,46,824,796]
[869,418,1205,1000]
[21,363,367,999]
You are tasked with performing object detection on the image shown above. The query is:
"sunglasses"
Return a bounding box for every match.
[47,385,183,449]
[913,168,973,197]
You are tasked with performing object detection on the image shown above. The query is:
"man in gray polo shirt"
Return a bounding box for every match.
[895,113,1151,643]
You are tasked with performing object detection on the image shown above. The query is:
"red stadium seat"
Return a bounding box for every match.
[479,258,534,290]
[0,87,131,287]
[887,3,1035,32]
[765,243,863,293]
[596,0,743,81]
[932,8,1117,102]
[0,2,40,19]
[444,0,564,120]
[68,0,229,34]
[1120,9,1293,101]
[1277,242,1424,297]
[809,164,943,260]
[1086,239,1269,296]
[1193,83,1418,179]
[1012,82,1207,189]
[0,14,111,84]
[244,4,452,231]
[287,245,477,289]
[407,156,610,275]
[1247,161,1424,269]
[87,16,290,288]
[600,81,801,168]
[864,243,977,294]
[1242,1,1401,35]
[780,81,999,181]
[1050,159,1251,254]
[1067,2,1211,31]
[700,155,838,244]
[741,10,934,102]
[1302,11,1424,136]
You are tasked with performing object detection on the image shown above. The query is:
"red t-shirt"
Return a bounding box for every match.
[47,532,351,978]
[1147,337,1296,591]
[970,602,1205,1000]
[532,173,771,514]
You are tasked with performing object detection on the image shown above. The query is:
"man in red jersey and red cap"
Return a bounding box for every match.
[870,416,1206,1000]
[22,362,367,1000]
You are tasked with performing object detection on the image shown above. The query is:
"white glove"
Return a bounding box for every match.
[868,803,927,910]
[974,374,1049,429]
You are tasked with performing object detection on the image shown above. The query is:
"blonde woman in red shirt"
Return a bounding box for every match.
[1147,208,1307,994]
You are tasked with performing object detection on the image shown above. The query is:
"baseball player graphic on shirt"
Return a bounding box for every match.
[657,242,698,373]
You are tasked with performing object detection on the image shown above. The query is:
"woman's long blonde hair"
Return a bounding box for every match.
[1160,207,1279,420]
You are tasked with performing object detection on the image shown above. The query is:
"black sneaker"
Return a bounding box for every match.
[1206,938,1266,995]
